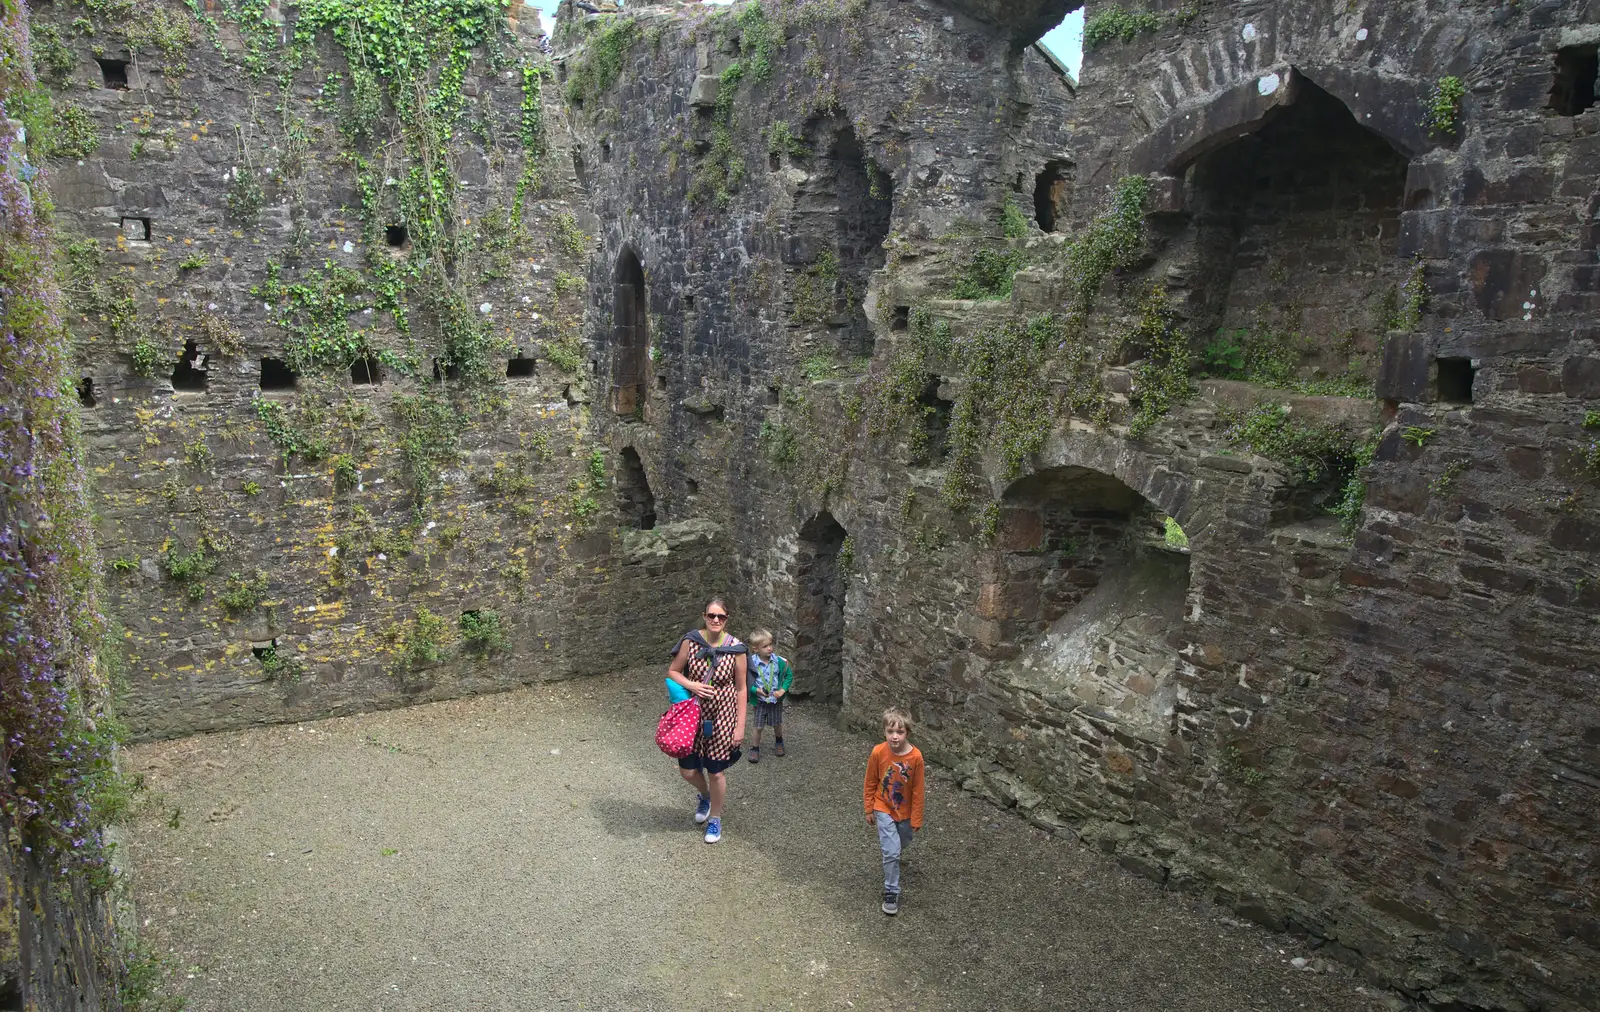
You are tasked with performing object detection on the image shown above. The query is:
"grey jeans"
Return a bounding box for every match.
[874,810,914,896]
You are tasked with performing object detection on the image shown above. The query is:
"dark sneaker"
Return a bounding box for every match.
[881,891,899,916]
[773,740,785,757]
[748,747,760,764]
[693,794,711,825]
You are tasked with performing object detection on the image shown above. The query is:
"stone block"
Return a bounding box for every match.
[689,74,719,109]
[1468,249,1547,321]
[1377,331,1432,403]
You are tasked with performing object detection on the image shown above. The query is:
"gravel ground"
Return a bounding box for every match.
[123,674,1397,1012]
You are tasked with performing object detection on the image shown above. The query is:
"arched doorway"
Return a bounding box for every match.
[611,248,648,417]
[794,512,847,708]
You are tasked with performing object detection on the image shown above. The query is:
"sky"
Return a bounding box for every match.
[523,1,1085,78]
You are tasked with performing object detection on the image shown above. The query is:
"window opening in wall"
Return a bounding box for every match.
[251,638,279,660]
[890,305,909,331]
[260,357,297,390]
[121,216,151,242]
[96,57,129,89]
[795,512,848,709]
[601,139,612,162]
[616,447,657,530]
[1034,161,1071,232]
[914,378,952,464]
[1550,45,1599,116]
[683,293,695,310]
[611,247,649,416]
[385,225,409,248]
[685,477,700,497]
[1436,357,1476,404]
[506,353,536,378]
[170,339,208,392]
[790,119,891,360]
[78,377,97,408]
[572,150,589,192]
[432,358,461,382]
[350,355,381,385]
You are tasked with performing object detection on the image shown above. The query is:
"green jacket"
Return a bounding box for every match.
[748,653,794,701]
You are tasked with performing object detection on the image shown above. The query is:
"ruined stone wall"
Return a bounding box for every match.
[556,1,1600,1009]
[28,0,725,739]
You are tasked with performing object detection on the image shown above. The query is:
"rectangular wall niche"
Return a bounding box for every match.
[506,354,536,378]
[96,57,129,89]
[1550,46,1599,116]
[121,216,151,242]
[260,357,297,391]
[350,356,381,385]
[1436,357,1476,403]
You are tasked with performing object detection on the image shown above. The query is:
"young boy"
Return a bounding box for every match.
[863,707,924,916]
[745,629,793,763]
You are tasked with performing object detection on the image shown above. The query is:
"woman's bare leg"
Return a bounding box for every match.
[679,767,709,797]
[707,770,727,818]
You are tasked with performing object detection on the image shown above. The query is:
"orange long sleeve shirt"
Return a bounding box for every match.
[864,742,925,830]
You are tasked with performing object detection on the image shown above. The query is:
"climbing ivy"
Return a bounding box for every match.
[1064,174,1147,318]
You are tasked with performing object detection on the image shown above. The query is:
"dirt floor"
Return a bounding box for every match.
[122,674,1400,1012]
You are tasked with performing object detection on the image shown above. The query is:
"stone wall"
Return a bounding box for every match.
[27,0,726,739]
[549,1,1599,1009]
[25,0,1600,1007]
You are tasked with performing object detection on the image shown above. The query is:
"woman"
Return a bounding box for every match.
[666,597,747,844]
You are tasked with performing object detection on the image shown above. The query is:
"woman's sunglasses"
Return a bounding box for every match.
[705,612,728,621]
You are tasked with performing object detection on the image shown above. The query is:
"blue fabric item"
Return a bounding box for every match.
[665,677,693,703]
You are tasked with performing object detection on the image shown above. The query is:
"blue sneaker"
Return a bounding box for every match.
[704,816,722,844]
[693,794,711,824]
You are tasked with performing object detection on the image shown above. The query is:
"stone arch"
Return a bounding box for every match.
[794,512,848,708]
[1176,74,1411,385]
[611,246,649,417]
[981,465,1191,732]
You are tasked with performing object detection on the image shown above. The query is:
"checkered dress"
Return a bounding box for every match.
[683,633,744,762]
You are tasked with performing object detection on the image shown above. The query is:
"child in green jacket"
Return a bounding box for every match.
[745,628,793,762]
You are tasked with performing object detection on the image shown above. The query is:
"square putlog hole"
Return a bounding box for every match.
[260,357,297,391]
[120,216,151,242]
[1550,45,1599,116]
[1436,357,1476,404]
[96,57,129,89]
[506,354,536,378]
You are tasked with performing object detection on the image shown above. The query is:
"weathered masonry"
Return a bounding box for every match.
[5,0,1599,1008]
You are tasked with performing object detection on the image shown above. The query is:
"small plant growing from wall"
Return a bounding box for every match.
[1083,5,1164,48]
[218,571,270,613]
[1163,517,1190,550]
[1424,76,1467,136]
[459,610,510,654]
[396,607,451,669]
[256,643,305,684]
[226,166,266,224]
[129,336,165,377]
[1401,426,1435,447]
[159,538,217,600]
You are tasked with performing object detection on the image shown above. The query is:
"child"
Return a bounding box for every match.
[863,707,924,916]
[745,629,793,763]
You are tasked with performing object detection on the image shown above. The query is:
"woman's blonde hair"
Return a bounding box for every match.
[747,628,774,648]
[882,707,912,731]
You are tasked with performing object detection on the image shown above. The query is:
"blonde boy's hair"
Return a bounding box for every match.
[747,628,774,649]
[882,707,912,731]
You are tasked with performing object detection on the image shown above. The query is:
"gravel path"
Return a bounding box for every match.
[123,674,1396,1012]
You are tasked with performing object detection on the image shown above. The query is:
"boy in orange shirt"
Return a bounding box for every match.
[863,707,925,916]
